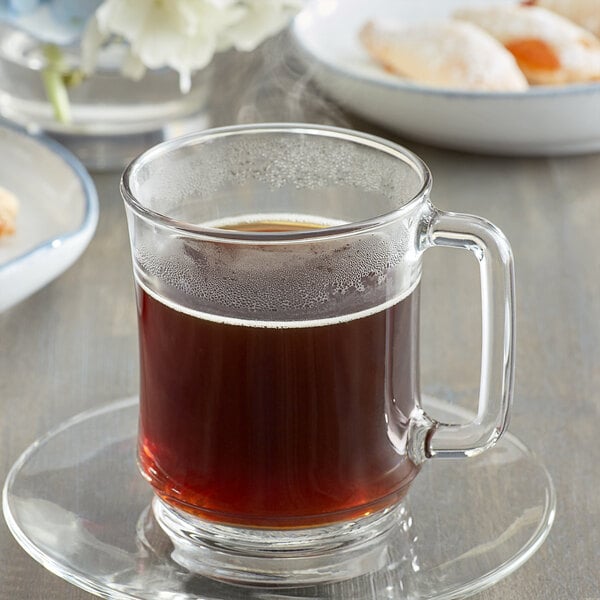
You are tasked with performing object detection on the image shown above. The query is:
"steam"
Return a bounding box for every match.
[209,32,351,128]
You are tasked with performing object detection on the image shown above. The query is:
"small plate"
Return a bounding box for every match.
[3,396,555,600]
[0,121,98,312]
[292,0,600,156]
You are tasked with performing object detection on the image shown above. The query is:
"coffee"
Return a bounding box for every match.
[123,125,515,584]
[136,220,420,528]
[219,219,327,232]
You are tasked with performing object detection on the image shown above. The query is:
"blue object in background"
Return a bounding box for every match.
[5,0,42,14]
[0,0,102,44]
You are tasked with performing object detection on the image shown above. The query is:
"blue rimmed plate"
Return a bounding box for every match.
[0,121,98,312]
[292,0,600,156]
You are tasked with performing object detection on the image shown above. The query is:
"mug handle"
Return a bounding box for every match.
[411,209,516,461]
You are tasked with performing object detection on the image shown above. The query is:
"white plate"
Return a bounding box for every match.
[292,0,600,156]
[0,122,98,312]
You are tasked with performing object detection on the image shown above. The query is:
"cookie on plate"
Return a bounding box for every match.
[526,0,600,37]
[0,186,19,237]
[359,20,529,91]
[455,5,600,84]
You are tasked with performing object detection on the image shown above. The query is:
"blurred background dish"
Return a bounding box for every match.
[292,0,600,155]
[0,121,98,313]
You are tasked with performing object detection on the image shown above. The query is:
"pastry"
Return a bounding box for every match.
[359,20,529,91]
[0,186,19,237]
[526,0,600,37]
[455,5,600,84]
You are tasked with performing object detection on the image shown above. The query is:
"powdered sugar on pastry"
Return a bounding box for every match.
[359,20,529,91]
[0,186,19,237]
[455,5,600,84]
[529,0,600,37]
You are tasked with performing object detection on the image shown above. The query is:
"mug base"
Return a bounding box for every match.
[152,496,406,586]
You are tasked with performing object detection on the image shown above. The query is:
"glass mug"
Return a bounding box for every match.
[121,124,515,585]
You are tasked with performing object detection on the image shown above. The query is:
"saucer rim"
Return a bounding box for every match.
[2,395,556,600]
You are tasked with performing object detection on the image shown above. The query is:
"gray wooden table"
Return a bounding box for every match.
[1,46,600,599]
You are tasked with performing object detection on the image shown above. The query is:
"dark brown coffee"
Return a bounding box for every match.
[137,221,420,528]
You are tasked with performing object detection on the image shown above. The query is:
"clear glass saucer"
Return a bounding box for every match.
[2,396,555,600]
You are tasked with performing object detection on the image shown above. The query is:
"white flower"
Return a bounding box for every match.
[220,0,304,52]
[82,0,303,93]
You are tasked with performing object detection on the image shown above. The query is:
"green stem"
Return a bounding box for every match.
[42,44,72,125]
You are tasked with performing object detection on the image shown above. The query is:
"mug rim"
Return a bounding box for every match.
[121,123,433,243]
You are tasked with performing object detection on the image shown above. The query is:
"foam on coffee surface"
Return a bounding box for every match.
[134,212,420,327]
